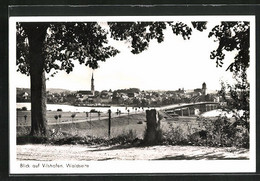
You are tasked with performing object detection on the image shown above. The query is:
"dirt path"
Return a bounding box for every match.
[17,144,249,161]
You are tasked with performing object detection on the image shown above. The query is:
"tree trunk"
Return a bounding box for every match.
[24,23,48,137]
[30,63,47,136]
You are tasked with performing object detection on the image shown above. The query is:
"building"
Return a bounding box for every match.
[91,72,95,96]
[75,72,96,103]
[189,82,208,103]
[77,72,95,96]
[202,82,207,95]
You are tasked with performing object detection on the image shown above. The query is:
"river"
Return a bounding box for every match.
[16,103,149,113]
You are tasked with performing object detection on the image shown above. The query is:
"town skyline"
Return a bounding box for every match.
[16,82,220,92]
[17,81,218,108]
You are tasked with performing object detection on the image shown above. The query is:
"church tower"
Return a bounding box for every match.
[91,72,95,95]
[202,82,207,95]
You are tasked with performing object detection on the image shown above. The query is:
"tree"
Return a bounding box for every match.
[208,21,250,130]
[108,21,206,54]
[54,115,59,125]
[17,22,119,136]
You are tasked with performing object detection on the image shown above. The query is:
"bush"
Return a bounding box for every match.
[25,129,141,146]
[160,116,249,148]
[193,117,249,148]
[90,109,98,113]
[109,129,138,145]
[21,107,27,111]
[162,126,189,145]
[137,121,143,124]
[57,109,62,111]
[54,115,59,120]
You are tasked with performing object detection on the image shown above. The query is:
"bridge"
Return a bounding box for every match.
[159,102,220,117]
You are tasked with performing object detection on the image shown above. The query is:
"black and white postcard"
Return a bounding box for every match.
[9,15,256,174]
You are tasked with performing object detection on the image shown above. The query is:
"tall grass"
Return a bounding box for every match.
[160,117,249,148]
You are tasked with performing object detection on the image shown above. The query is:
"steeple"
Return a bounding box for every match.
[91,72,95,95]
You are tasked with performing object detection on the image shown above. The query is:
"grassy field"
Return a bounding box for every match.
[50,112,147,138]
[17,110,148,138]
[17,109,203,140]
[16,109,249,149]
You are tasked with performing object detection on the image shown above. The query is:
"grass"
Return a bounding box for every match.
[17,111,207,147]
[16,110,249,148]
[17,111,147,145]
[50,113,147,138]
[17,110,196,145]
[17,110,198,139]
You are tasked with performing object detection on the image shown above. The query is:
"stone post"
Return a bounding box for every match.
[108,109,111,138]
[144,109,161,145]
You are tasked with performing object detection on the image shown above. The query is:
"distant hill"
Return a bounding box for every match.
[17,88,74,94]
[47,88,73,94]
[16,88,30,95]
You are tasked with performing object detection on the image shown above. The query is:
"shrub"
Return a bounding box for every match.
[33,129,141,146]
[162,126,188,145]
[54,115,59,120]
[90,109,98,113]
[109,129,139,145]
[195,116,249,148]
[57,109,62,111]
[160,116,249,148]
[21,106,27,111]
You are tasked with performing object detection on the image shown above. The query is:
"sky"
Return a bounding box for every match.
[15,20,237,92]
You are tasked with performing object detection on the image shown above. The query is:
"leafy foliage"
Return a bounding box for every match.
[17,21,209,75]
[108,21,201,54]
[191,21,207,32]
[209,21,250,131]
[161,117,249,148]
[198,117,249,148]
[16,23,30,75]
[108,22,167,54]
[16,22,120,75]
[168,22,192,40]
[218,79,250,130]
[209,21,249,73]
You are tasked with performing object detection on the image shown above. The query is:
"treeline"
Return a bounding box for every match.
[114,88,140,94]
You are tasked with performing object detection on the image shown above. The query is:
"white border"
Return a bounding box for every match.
[9,16,256,174]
